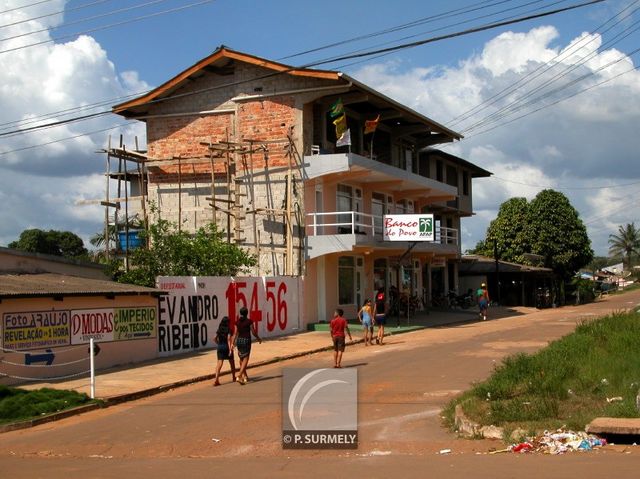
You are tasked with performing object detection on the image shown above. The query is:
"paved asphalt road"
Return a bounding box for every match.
[3,291,640,478]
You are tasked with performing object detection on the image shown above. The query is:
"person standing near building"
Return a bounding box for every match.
[374,289,387,345]
[330,308,352,368]
[231,307,261,385]
[477,283,490,321]
[357,299,374,346]
[213,316,236,386]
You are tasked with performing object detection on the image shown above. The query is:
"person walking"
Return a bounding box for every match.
[357,299,374,346]
[330,308,352,368]
[213,316,236,386]
[231,307,261,385]
[477,283,490,321]
[374,289,387,345]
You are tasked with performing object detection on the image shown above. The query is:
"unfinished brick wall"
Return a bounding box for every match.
[141,62,326,276]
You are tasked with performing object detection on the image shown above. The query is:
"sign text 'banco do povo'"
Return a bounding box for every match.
[382,214,434,242]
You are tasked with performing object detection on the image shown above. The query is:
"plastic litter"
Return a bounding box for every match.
[211,438,221,443]
[438,449,452,455]
[506,429,607,455]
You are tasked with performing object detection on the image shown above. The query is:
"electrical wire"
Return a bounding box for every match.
[0,0,216,54]
[0,0,605,139]
[447,0,640,127]
[0,0,111,30]
[0,0,55,15]
[488,176,640,191]
[2,0,176,43]
[461,21,640,133]
[0,123,133,156]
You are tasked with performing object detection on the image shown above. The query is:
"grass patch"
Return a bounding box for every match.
[0,385,96,424]
[445,311,640,435]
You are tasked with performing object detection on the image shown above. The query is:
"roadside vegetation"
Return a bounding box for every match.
[444,311,640,438]
[0,386,96,424]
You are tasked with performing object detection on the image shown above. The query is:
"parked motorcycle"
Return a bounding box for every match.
[447,290,475,309]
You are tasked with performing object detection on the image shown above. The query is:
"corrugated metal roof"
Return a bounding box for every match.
[0,273,163,298]
[460,255,553,274]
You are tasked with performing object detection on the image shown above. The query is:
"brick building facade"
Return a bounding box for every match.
[113,46,490,325]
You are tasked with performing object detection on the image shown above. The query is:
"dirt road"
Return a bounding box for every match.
[2,291,640,478]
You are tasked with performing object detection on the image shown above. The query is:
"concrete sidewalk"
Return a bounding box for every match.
[19,307,494,402]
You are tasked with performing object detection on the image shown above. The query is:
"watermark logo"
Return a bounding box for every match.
[282,368,358,449]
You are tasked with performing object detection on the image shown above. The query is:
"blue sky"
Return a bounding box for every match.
[1,0,639,258]
[68,0,624,84]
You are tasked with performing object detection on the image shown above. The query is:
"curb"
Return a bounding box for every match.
[0,402,103,434]
[1,325,426,432]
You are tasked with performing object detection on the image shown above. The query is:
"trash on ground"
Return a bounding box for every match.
[606,396,623,403]
[507,429,607,454]
[438,448,452,455]
[211,438,221,443]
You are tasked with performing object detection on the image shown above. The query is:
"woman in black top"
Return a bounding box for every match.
[231,307,261,385]
[213,316,236,386]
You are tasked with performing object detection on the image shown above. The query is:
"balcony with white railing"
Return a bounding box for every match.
[303,152,458,203]
[305,211,459,259]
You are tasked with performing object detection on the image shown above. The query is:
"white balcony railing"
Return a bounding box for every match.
[306,211,458,246]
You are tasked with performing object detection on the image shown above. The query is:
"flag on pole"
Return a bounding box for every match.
[336,128,351,147]
[329,98,344,118]
[333,113,347,140]
[364,114,380,135]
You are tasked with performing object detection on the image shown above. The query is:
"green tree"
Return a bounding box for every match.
[9,229,88,259]
[484,197,530,263]
[525,189,593,280]
[608,223,640,270]
[114,219,256,287]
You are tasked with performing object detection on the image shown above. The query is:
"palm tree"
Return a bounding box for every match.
[608,223,640,270]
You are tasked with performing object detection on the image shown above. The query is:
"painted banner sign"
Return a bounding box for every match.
[71,308,115,344]
[157,276,302,357]
[2,310,71,351]
[114,307,157,341]
[383,214,434,242]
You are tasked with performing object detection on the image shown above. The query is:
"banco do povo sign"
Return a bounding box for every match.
[382,214,434,242]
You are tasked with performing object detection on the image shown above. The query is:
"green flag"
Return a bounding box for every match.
[329,98,344,118]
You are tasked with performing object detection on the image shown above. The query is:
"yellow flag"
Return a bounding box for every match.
[333,114,347,139]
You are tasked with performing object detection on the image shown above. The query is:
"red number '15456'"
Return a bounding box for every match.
[266,281,288,332]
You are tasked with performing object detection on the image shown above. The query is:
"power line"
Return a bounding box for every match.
[488,176,640,191]
[447,0,640,127]
[305,0,606,68]
[278,0,515,61]
[0,0,525,131]
[0,0,216,54]
[461,61,640,138]
[0,0,55,15]
[1,0,175,43]
[0,123,133,156]
[0,0,111,30]
[0,0,605,139]
[461,18,640,133]
[313,0,570,69]
[0,91,146,132]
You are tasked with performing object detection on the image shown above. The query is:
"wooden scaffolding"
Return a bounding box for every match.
[88,130,304,276]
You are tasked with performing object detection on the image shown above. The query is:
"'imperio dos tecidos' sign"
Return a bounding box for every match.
[382,214,434,242]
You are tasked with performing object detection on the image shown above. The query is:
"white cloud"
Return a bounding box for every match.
[353,26,640,256]
[0,1,148,247]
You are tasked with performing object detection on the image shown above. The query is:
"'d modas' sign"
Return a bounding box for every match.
[156,276,301,357]
[382,214,434,242]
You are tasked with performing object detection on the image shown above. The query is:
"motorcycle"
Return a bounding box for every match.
[447,290,475,309]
